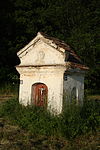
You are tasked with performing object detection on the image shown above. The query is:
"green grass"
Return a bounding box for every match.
[0,84,100,149]
[0,98,99,139]
[0,98,100,149]
[0,83,19,96]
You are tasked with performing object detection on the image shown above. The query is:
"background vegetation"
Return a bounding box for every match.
[0,0,100,94]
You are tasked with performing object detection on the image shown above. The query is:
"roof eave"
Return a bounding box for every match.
[17,32,44,57]
[66,62,89,71]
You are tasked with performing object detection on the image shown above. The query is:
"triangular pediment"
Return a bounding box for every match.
[17,32,66,66]
[17,32,65,58]
[16,32,88,71]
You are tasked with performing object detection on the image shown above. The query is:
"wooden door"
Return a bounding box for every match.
[32,83,48,107]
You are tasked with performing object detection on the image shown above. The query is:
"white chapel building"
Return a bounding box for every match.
[16,32,88,114]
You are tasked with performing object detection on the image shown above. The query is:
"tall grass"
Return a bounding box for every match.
[0,98,99,139]
[0,82,19,96]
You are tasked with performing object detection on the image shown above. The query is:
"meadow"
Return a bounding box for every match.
[0,83,100,149]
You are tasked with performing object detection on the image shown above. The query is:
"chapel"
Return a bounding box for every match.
[16,32,88,114]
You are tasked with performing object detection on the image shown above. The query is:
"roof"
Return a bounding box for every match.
[17,32,88,71]
[39,32,88,70]
[39,32,81,63]
[67,62,89,70]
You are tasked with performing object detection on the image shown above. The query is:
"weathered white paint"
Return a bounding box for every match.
[16,66,65,114]
[19,40,65,66]
[63,72,84,104]
[16,32,86,114]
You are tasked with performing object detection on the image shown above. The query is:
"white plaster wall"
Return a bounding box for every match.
[16,34,86,114]
[64,73,84,103]
[20,40,65,66]
[17,66,65,114]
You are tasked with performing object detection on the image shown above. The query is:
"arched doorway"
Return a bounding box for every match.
[31,83,48,107]
[71,87,77,101]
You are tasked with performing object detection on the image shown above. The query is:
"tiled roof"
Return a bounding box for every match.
[39,32,89,70]
[17,32,88,71]
[40,32,82,63]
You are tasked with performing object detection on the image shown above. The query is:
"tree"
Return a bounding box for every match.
[0,0,99,93]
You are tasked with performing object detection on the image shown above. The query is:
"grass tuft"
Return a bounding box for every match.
[0,98,99,139]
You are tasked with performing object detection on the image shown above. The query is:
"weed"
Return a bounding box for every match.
[0,98,99,140]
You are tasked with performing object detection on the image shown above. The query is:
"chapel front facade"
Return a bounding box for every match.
[16,32,88,114]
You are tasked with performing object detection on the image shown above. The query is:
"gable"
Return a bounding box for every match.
[19,39,65,66]
[17,32,88,71]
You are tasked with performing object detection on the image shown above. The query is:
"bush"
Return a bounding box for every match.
[0,98,99,139]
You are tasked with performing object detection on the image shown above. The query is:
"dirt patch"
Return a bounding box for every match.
[87,95,100,100]
[0,118,67,150]
[0,95,16,104]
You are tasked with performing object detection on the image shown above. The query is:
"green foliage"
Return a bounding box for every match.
[0,82,19,95]
[80,100,100,133]
[0,0,99,93]
[0,98,99,139]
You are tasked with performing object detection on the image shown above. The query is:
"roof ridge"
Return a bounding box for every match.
[39,32,81,62]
